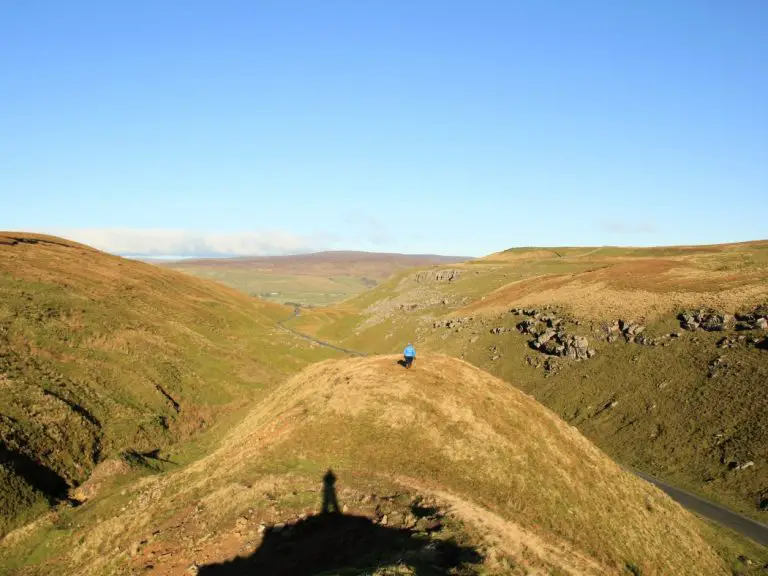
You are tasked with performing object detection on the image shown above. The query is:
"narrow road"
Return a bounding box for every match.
[630,468,768,547]
[280,312,768,546]
[278,313,367,357]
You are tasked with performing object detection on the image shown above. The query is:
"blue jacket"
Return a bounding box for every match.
[404,345,416,358]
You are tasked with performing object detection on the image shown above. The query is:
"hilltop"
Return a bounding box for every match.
[0,232,336,536]
[162,250,468,306]
[2,356,730,574]
[287,241,768,522]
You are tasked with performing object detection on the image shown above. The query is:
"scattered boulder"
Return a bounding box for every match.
[717,334,767,350]
[516,319,538,334]
[678,310,734,332]
[534,330,557,348]
[526,355,542,368]
[509,307,543,318]
[619,320,646,341]
[602,319,650,343]
[530,330,595,361]
[432,316,474,330]
[414,269,461,283]
[717,335,747,349]
[543,358,560,377]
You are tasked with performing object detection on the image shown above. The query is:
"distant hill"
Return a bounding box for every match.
[0,232,336,536]
[287,240,768,524]
[2,235,765,574]
[161,251,469,306]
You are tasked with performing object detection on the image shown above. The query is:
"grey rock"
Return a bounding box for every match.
[414,269,461,283]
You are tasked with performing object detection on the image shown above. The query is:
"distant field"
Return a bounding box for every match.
[162,251,467,306]
[163,267,372,306]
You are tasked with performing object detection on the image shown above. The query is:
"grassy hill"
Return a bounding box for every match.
[286,241,768,522]
[2,356,734,574]
[162,251,468,306]
[2,235,766,574]
[0,232,337,536]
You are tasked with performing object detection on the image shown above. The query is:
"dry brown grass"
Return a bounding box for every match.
[35,355,726,574]
[459,249,768,320]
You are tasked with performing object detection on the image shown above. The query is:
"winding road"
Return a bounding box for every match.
[631,468,768,547]
[279,313,768,547]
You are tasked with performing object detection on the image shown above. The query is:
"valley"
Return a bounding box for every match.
[1,234,767,575]
[162,251,467,307]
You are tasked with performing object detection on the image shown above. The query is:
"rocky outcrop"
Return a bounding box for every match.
[533,331,596,360]
[677,305,767,350]
[505,308,596,361]
[433,316,473,330]
[414,269,462,283]
[678,310,735,332]
[717,334,768,350]
[734,305,768,331]
[601,320,648,343]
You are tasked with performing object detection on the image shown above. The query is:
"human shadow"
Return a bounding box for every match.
[397,359,408,368]
[321,469,340,514]
[198,469,481,575]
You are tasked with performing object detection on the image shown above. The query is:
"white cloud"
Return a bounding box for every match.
[47,228,332,257]
[597,220,657,234]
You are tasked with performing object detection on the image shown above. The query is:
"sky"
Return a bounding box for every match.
[2,1,766,257]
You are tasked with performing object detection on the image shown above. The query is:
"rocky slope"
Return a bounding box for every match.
[287,241,768,521]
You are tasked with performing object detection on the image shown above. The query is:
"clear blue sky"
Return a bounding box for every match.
[2,1,766,257]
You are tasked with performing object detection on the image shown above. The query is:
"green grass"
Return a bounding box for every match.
[0,236,340,536]
[2,236,766,575]
[286,243,768,522]
[167,266,375,306]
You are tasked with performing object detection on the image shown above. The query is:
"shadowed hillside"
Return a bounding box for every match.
[0,232,337,536]
[287,241,768,522]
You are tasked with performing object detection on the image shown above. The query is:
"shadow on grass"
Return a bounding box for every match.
[122,448,176,470]
[0,444,70,504]
[198,469,481,576]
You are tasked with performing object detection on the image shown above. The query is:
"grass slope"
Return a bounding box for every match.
[0,232,337,536]
[287,241,768,522]
[163,251,468,306]
[2,356,729,575]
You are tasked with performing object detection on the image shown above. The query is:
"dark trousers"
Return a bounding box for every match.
[404,355,414,368]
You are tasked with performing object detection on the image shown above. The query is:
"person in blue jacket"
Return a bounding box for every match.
[403,343,416,369]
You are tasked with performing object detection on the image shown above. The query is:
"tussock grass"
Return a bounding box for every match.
[3,355,728,574]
